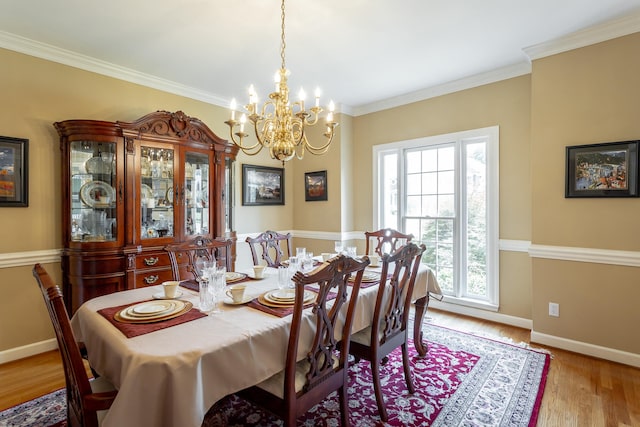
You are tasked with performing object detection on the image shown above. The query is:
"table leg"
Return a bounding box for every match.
[413,293,430,357]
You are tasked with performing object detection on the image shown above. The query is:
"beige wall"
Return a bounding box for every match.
[353,76,534,320]
[2,30,639,361]
[0,48,296,352]
[530,33,640,354]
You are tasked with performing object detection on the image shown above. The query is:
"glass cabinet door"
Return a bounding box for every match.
[184,151,210,236]
[70,141,117,242]
[140,146,175,240]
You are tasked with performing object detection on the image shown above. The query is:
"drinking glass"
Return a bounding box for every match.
[302,252,314,272]
[198,269,213,312]
[210,266,226,314]
[277,266,289,291]
[334,241,344,255]
[296,247,306,258]
[347,246,357,258]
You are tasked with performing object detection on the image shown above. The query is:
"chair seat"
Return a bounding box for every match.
[257,355,339,398]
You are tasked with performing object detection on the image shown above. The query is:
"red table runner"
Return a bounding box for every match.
[98,300,208,338]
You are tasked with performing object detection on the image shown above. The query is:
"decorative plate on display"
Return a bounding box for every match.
[140,184,153,200]
[165,187,174,204]
[79,181,115,208]
[84,156,112,175]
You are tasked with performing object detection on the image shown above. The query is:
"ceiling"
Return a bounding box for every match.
[1,0,640,115]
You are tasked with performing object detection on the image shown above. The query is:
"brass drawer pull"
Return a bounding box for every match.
[144,275,159,284]
[144,257,159,266]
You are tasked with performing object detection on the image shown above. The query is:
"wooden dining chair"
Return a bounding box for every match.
[245,230,292,267]
[164,235,234,281]
[234,254,370,427]
[348,242,426,422]
[364,228,414,257]
[32,263,117,427]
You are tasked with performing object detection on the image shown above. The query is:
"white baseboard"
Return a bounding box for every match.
[0,338,58,364]
[430,299,533,330]
[530,331,640,368]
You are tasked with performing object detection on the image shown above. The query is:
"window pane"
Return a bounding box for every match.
[406,195,421,216]
[422,150,438,172]
[422,171,437,193]
[381,153,398,228]
[438,170,455,193]
[406,173,421,195]
[406,151,421,173]
[439,146,455,170]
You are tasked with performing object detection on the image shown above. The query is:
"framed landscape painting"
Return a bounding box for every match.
[565,140,639,198]
[242,164,284,206]
[0,136,29,207]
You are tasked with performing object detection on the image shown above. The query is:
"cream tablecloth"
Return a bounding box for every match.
[70,264,439,427]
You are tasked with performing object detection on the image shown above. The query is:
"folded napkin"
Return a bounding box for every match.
[98,300,207,338]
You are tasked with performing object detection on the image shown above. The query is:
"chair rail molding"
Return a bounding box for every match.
[0,249,61,269]
[529,244,640,268]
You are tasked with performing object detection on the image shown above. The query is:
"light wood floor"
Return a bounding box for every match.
[1,309,639,426]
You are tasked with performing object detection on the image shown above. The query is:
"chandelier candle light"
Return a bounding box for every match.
[225,0,338,164]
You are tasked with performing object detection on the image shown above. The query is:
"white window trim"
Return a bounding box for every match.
[373,126,500,310]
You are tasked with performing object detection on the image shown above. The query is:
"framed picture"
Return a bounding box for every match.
[0,136,29,207]
[242,164,284,206]
[565,140,639,198]
[304,170,328,201]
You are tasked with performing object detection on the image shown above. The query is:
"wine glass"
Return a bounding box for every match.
[334,241,344,255]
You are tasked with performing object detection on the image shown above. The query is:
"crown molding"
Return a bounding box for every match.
[0,30,229,108]
[524,9,640,61]
[352,62,531,116]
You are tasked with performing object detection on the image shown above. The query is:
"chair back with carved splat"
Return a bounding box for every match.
[364,228,413,257]
[235,254,370,427]
[165,235,234,281]
[349,242,425,421]
[245,230,292,267]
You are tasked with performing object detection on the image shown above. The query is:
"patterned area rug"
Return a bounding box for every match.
[0,324,550,427]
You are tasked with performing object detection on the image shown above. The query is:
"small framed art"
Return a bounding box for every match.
[565,140,639,198]
[0,136,29,207]
[304,170,328,202]
[242,164,284,206]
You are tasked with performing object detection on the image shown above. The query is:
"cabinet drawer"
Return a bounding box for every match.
[135,252,171,269]
[135,268,174,287]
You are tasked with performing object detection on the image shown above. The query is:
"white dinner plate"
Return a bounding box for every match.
[348,272,380,283]
[263,290,315,305]
[119,300,185,321]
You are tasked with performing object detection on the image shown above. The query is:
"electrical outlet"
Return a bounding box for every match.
[549,302,560,317]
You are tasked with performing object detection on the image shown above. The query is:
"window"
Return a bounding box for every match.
[373,126,499,310]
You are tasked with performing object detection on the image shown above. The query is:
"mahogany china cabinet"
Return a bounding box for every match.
[55,110,238,313]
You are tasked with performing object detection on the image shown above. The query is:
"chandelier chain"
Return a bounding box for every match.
[280,0,286,70]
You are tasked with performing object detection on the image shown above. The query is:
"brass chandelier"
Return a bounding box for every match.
[225,0,338,163]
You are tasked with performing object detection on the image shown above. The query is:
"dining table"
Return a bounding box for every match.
[70,261,441,427]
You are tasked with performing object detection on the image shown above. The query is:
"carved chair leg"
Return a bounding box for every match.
[413,294,430,357]
[401,342,415,394]
[371,357,388,422]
